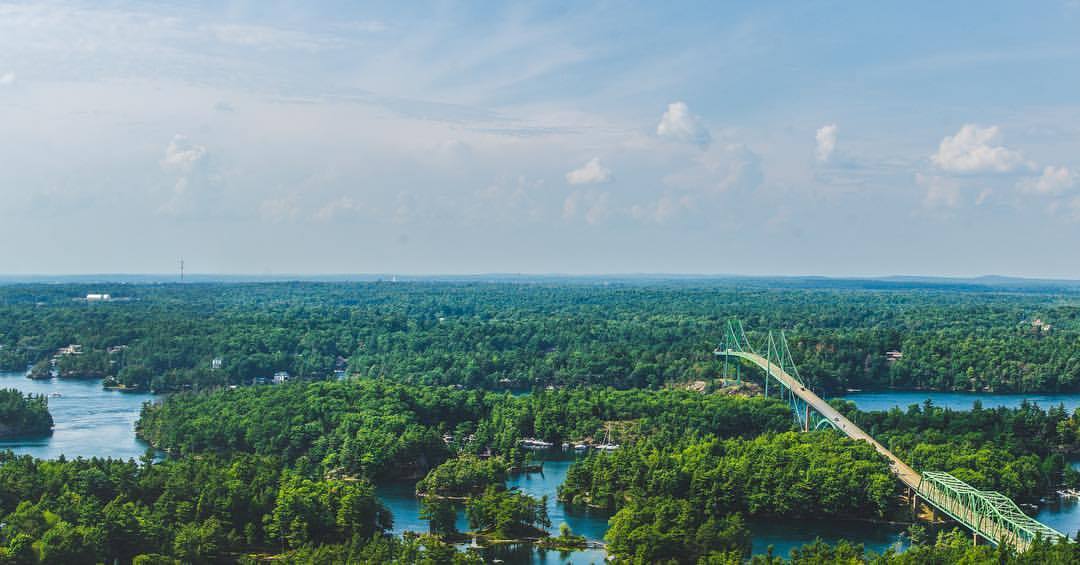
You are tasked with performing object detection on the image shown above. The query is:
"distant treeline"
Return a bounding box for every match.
[0,281,1079,392]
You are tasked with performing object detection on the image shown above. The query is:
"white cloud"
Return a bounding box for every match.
[563,190,610,224]
[931,124,1027,174]
[657,101,711,147]
[815,124,837,162]
[1019,165,1075,195]
[159,135,215,216]
[565,157,612,185]
[160,134,207,174]
[0,72,14,85]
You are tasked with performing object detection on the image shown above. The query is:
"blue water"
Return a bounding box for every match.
[0,372,159,460]
[378,454,611,564]
[749,518,906,557]
[506,455,614,543]
[840,391,1080,413]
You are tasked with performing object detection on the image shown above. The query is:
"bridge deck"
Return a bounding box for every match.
[719,348,1069,551]
[720,349,923,490]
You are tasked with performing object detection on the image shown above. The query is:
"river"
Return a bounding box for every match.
[2,373,1079,563]
[0,371,157,459]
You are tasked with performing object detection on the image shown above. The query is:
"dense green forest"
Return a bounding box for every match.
[4,280,1080,562]
[0,452,371,563]
[1,280,1079,392]
[0,389,52,438]
[834,399,1080,501]
[136,381,794,478]
[561,432,897,517]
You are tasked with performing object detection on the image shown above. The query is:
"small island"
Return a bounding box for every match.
[0,388,54,438]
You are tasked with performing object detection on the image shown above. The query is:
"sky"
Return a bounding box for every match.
[2,1,1080,277]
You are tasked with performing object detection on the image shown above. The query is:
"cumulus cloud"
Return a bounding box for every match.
[657,102,711,147]
[160,135,207,174]
[815,124,838,162]
[562,190,610,224]
[0,72,14,85]
[1019,165,1076,195]
[566,157,612,185]
[159,135,215,216]
[931,124,1027,174]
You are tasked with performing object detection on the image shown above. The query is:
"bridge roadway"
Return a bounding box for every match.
[721,348,1071,551]
[720,349,923,490]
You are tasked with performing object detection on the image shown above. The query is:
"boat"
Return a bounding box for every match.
[48,392,62,398]
[519,438,554,450]
[596,426,619,451]
[573,443,588,452]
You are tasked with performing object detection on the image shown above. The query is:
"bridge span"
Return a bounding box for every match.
[715,320,1067,552]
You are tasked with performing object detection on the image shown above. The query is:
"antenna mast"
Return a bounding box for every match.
[179,258,184,282]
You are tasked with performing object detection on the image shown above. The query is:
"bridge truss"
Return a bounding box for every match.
[918,471,1066,550]
[715,319,837,432]
[714,319,1068,552]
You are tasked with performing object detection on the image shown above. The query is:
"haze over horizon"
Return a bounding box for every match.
[3,1,1080,277]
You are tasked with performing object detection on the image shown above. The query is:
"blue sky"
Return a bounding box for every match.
[2,1,1080,276]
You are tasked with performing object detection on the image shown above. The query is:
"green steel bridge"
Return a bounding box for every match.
[715,320,1068,552]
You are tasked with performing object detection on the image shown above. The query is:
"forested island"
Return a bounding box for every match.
[0,389,52,438]
[1,279,1080,563]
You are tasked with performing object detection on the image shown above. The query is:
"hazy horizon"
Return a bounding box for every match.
[3,271,1080,284]
[3,2,1080,277]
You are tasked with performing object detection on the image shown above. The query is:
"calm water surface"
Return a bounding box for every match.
[378,454,610,564]
[0,371,158,460]
[748,518,906,557]
[840,391,1080,412]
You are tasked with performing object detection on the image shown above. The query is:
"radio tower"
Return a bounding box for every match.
[179,258,185,282]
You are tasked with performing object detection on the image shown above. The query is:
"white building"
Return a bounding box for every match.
[273,371,290,384]
[86,293,111,301]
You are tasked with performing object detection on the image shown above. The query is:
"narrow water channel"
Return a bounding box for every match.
[0,372,157,459]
